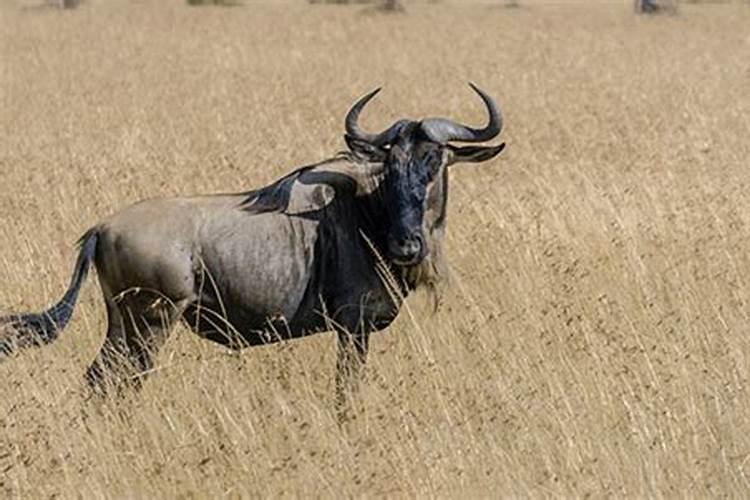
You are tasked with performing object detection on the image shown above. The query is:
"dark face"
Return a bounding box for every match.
[345,122,505,267]
[381,126,447,265]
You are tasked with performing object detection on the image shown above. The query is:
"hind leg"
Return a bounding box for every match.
[85,291,187,395]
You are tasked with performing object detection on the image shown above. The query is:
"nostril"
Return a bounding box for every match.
[413,233,424,250]
[388,233,424,263]
[405,237,421,255]
[398,235,422,259]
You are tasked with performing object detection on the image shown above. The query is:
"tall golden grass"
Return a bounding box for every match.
[1,1,749,496]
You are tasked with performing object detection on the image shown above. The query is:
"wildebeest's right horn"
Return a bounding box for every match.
[420,83,503,144]
[345,88,408,146]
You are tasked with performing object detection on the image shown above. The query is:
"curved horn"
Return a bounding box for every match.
[345,88,409,146]
[420,83,503,144]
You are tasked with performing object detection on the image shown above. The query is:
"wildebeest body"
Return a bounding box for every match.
[0,85,505,409]
[92,157,400,350]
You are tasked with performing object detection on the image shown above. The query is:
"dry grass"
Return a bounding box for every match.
[1,0,750,496]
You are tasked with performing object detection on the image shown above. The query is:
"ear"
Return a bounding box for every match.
[447,142,505,166]
[345,135,388,162]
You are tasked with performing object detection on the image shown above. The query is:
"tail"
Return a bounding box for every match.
[0,228,99,358]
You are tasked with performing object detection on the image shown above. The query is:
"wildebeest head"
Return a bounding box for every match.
[344,84,506,268]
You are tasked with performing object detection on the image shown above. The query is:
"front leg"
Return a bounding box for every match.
[335,328,370,421]
[328,273,401,421]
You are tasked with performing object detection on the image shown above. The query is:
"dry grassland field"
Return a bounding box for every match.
[1,0,750,497]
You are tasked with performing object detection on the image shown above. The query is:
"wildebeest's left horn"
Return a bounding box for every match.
[420,83,503,144]
[346,88,409,146]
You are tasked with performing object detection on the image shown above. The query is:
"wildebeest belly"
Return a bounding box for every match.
[190,212,325,346]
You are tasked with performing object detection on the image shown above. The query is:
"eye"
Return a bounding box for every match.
[430,161,442,177]
[425,152,442,178]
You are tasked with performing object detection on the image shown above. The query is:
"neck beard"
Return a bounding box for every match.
[397,235,448,313]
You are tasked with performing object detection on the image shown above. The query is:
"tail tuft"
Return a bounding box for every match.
[0,228,98,359]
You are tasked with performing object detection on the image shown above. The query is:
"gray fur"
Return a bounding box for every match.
[0,88,505,412]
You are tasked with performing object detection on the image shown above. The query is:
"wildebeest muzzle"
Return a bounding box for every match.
[387,229,426,266]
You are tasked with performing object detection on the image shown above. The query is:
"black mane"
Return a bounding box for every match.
[238,152,363,215]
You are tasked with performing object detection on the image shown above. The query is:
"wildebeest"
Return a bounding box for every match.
[0,84,505,407]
